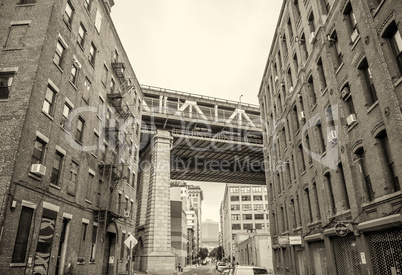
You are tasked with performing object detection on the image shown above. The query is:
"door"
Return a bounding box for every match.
[55,217,70,275]
[102,232,116,275]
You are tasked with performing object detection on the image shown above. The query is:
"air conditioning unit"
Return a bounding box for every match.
[327,130,337,143]
[299,111,306,121]
[309,32,316,44]
[351,29,359,43]
[274,75,279,82]
[30,164,46,176]
[346,114,357,126]
[124,211,130,218]
[341,86,350,99]
[289,87,294,93]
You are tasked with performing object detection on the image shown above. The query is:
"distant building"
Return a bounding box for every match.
[258,0,402,274]
[201,219,219,250]
[220,183,270,264]
[188,185,204,252]
[236,233,273,272]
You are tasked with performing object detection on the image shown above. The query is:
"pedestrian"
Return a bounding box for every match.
[178,263,182,272]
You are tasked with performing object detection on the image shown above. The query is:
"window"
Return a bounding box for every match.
[70,63,79,85]
[86,173,94,201]
[242,195,251,201]
[329,31,342,68]
[242,204,252,211]
[90,225,97,261]
[255,214,264,220]
[231,204,240,211]
[317,58,327,91]
[308,11,315,33]
[243,214,252,220]
[95,9,102,33]
[75,117,85,142]
[84,0,92,11]
[383,22,402,77]
[31,138,46,164]
[231,195,239,201]
[77,23,86,48]
[300,33,308,62]
[18,0,36,4]
[120,232,125,260]
[323,173,336,214]
[344,2,359,43]
[5,24,29,49]
[377,131,400,192]
[312,182,321,220]
[253,195,263,201]
[130,201,134,219]
[290,199,297,229]
[101,64,108,86]
[54,40,66,67]
[118,194,122,215]
[110,78,116,93]
[81,222,88,241]
[293,53,299,74]
[96,180,102,207]
[252,186,262,193]
[230,187,239,193]
[241,187,250,193]
[355,147,374,201]
[42,85,57,116]
[11,206,34,263]
[298,143,306,172]
[337,163,350,210]
[112,49,119,63]
[243,223,253,230]
[359,58,378,106]
[64,1,74,26]
[304,188,313,223]
[68,161,79,195]
[93,132,99,157]
[231,214,240,220]
[255,223,265,230]
[307,75,316,107]
[232,224,241,230]
[0,73,14,100]
[50,151,64,185]
[315,119,325,153]
[89,43,97,65]
[254,204,264,210]
[83,77,91,103]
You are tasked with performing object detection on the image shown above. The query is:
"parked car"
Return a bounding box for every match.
[217,262,230,272]
[231,265,271,275]
[222,267,234,275]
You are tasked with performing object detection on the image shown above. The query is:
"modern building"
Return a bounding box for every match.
[236,233,274,272]
[220,183,270,264]
[0,0,142,274]
[258,0,402,274]
[201,219,219,250]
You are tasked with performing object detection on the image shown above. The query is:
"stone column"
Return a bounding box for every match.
[143,130,175,274]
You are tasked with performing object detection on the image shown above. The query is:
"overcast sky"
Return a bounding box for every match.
[111,1,283,221]
[111,0,283,106]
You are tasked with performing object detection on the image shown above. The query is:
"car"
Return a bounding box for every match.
[202,260,207,265]
[231,265,271,275]
[222,267,234,275]
[217,262,229,272]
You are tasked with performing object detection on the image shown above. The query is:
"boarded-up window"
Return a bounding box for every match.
[11,207,34,263]
[6,24,29,49]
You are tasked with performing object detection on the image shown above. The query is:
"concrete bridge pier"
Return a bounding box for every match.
[138,129,175,274]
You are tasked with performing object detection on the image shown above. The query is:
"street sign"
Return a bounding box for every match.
[335,222,349,237]
[289,236,302,245]
[124,235,138,249]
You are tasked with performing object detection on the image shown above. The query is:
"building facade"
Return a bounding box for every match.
[236,233,274,272]
[258,0,402,274]
[220,183,270,264]
[188,185,204,253]
[0,0,143,274]
[201,219,219,250]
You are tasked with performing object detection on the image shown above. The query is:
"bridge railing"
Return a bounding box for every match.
[143,97,263,128]
[141,84,260,109]
[171,129,263,145]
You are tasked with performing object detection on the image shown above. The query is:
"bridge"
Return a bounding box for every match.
[135,85,265,273]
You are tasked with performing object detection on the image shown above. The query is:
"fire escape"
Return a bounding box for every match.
[95,60,135,234]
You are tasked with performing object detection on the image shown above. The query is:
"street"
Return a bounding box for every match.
[182,264,221,275]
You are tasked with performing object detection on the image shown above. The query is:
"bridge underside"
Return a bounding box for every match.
[170,134,265,184]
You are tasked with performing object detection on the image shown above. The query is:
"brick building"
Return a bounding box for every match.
[0,0,142,274]
[220,183,270,264]
[258,0,402,274]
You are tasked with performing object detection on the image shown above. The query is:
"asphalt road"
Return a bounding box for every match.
[182,264,221,275]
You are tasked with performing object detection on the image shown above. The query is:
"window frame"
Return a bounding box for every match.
[64,1,75,27]
[0,72,14,100]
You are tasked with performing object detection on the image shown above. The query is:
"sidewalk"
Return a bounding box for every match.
[130,265,197,274]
